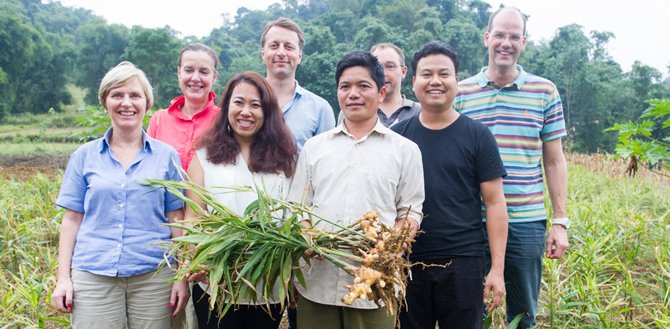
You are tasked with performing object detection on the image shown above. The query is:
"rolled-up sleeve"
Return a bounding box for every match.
[164,150,184,213]
[56,149,87,213]
[395,142,425,225]
[287,142,313,220]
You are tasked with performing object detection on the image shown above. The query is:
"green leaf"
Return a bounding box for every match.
[507,313,526,329]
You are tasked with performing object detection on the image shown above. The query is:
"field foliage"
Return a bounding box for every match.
[0,156,668,328]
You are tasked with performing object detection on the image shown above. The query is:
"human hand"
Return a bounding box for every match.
[546,224,569,259]
[301,220,325,260]
[170,279,190,317]
[393,217,419,258]
[52,278,73,313]
[483,269,505,313]
[185,270,209,284]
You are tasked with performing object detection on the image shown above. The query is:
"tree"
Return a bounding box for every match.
[442,18,485,78]
[302,24,336,56]
[13,31,76,114]
[543,24,590,130]
[0,3,61,119]
[228,8,274,44]
[75,18,130,104]
[123,26,182,108]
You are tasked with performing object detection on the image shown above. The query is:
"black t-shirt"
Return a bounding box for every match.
[391,114,506,261]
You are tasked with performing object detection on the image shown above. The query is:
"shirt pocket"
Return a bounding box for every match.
[363,168,399,215]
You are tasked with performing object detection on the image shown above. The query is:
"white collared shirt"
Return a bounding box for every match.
[287,119,425,309]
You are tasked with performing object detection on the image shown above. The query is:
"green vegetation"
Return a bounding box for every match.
[608,99,670,176]
[538,164,669,328]
[0,158,668,328]
[0,143,80,155]
[1,0,668,154]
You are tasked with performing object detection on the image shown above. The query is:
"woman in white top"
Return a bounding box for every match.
[185,71,298,329]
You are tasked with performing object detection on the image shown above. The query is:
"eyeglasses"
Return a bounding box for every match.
[492,33,523,42]
[383,64,402,71]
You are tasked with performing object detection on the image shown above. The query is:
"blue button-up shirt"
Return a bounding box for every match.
[282,81,336,153]
[56,128,184,277]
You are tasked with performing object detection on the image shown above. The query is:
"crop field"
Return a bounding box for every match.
[0,151,668,328]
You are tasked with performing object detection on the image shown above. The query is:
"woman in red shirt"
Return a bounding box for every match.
[147,43,220,170]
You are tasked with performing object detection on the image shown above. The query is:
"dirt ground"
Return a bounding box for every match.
[0,154,69,179]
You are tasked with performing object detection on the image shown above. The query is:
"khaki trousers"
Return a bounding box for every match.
[296,293,396,329]
[71,268,174,329]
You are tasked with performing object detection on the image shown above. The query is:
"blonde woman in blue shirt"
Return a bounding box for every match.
[52,61,190,328]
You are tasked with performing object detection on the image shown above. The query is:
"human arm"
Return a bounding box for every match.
[180,155,211,283]
[480,177,508,312]
[394,142,424,255]
[52,209,84,313]
[543,137,569,259]
[165,208,189,316]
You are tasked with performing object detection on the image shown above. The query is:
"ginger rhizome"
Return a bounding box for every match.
[340,211,415,314]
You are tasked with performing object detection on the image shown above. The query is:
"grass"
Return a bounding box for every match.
[0,155,668,328]
[0,143,81,155]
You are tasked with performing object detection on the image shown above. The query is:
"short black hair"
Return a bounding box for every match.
[335,51,385,91]
[411,41,460,77]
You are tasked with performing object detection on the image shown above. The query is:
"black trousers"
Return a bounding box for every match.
[192,283,283,329]
[398,257,485,329]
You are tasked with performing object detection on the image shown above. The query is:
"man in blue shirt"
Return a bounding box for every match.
[260,17,336,152]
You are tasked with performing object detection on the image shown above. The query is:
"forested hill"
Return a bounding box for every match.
[1,0,668,153]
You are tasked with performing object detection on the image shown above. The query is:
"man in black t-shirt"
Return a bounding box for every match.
[392,41,509,329]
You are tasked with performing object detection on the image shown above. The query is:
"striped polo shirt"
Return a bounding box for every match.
[454,65,566,223]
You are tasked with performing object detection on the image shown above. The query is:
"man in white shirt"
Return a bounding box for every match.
[287,51,425,329]
[336,43,421,128]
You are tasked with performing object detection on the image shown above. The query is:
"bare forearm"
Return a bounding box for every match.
[167,209,185,239]
[543,139,568,219]
[57,211,83,280]
[485,202,508,272]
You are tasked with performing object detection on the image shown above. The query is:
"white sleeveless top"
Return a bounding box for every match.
[196,149,291,305]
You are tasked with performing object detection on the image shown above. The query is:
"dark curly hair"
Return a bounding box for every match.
[195,71,297,177]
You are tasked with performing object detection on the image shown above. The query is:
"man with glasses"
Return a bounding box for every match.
[337,43,421,127]
[454,7,569,328]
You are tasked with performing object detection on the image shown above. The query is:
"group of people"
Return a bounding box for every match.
[52,6,569,329]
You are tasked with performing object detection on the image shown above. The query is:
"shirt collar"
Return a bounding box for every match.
[477,64,527,89]
[294,80,307,96]
[335,117,390,141]
[400,94,415,109]
[167,92,217,118]
[101,127,152,153]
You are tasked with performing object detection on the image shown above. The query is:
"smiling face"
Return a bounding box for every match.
[261,26,302,80]
[372,47,407,97]
[337,66,386,124]
[105,78,147,132]
[484,9,527,72]
[228,82,265,144]
[178,50,218,102]
[412,54,459,113]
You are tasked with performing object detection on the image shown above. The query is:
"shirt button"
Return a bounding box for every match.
[352,164,357,168]
[117,244,121,248]
[120,203,124,208]
[120,183,125,187]
[118,224,123,228]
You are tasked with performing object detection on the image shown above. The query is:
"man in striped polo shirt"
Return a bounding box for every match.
[454,7,569,328]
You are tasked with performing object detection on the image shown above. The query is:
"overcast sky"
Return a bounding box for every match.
[57,0,668,76]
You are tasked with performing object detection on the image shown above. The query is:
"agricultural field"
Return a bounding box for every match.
[0,152,667,328]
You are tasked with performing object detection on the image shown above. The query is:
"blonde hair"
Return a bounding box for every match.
[98,61,153,110]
